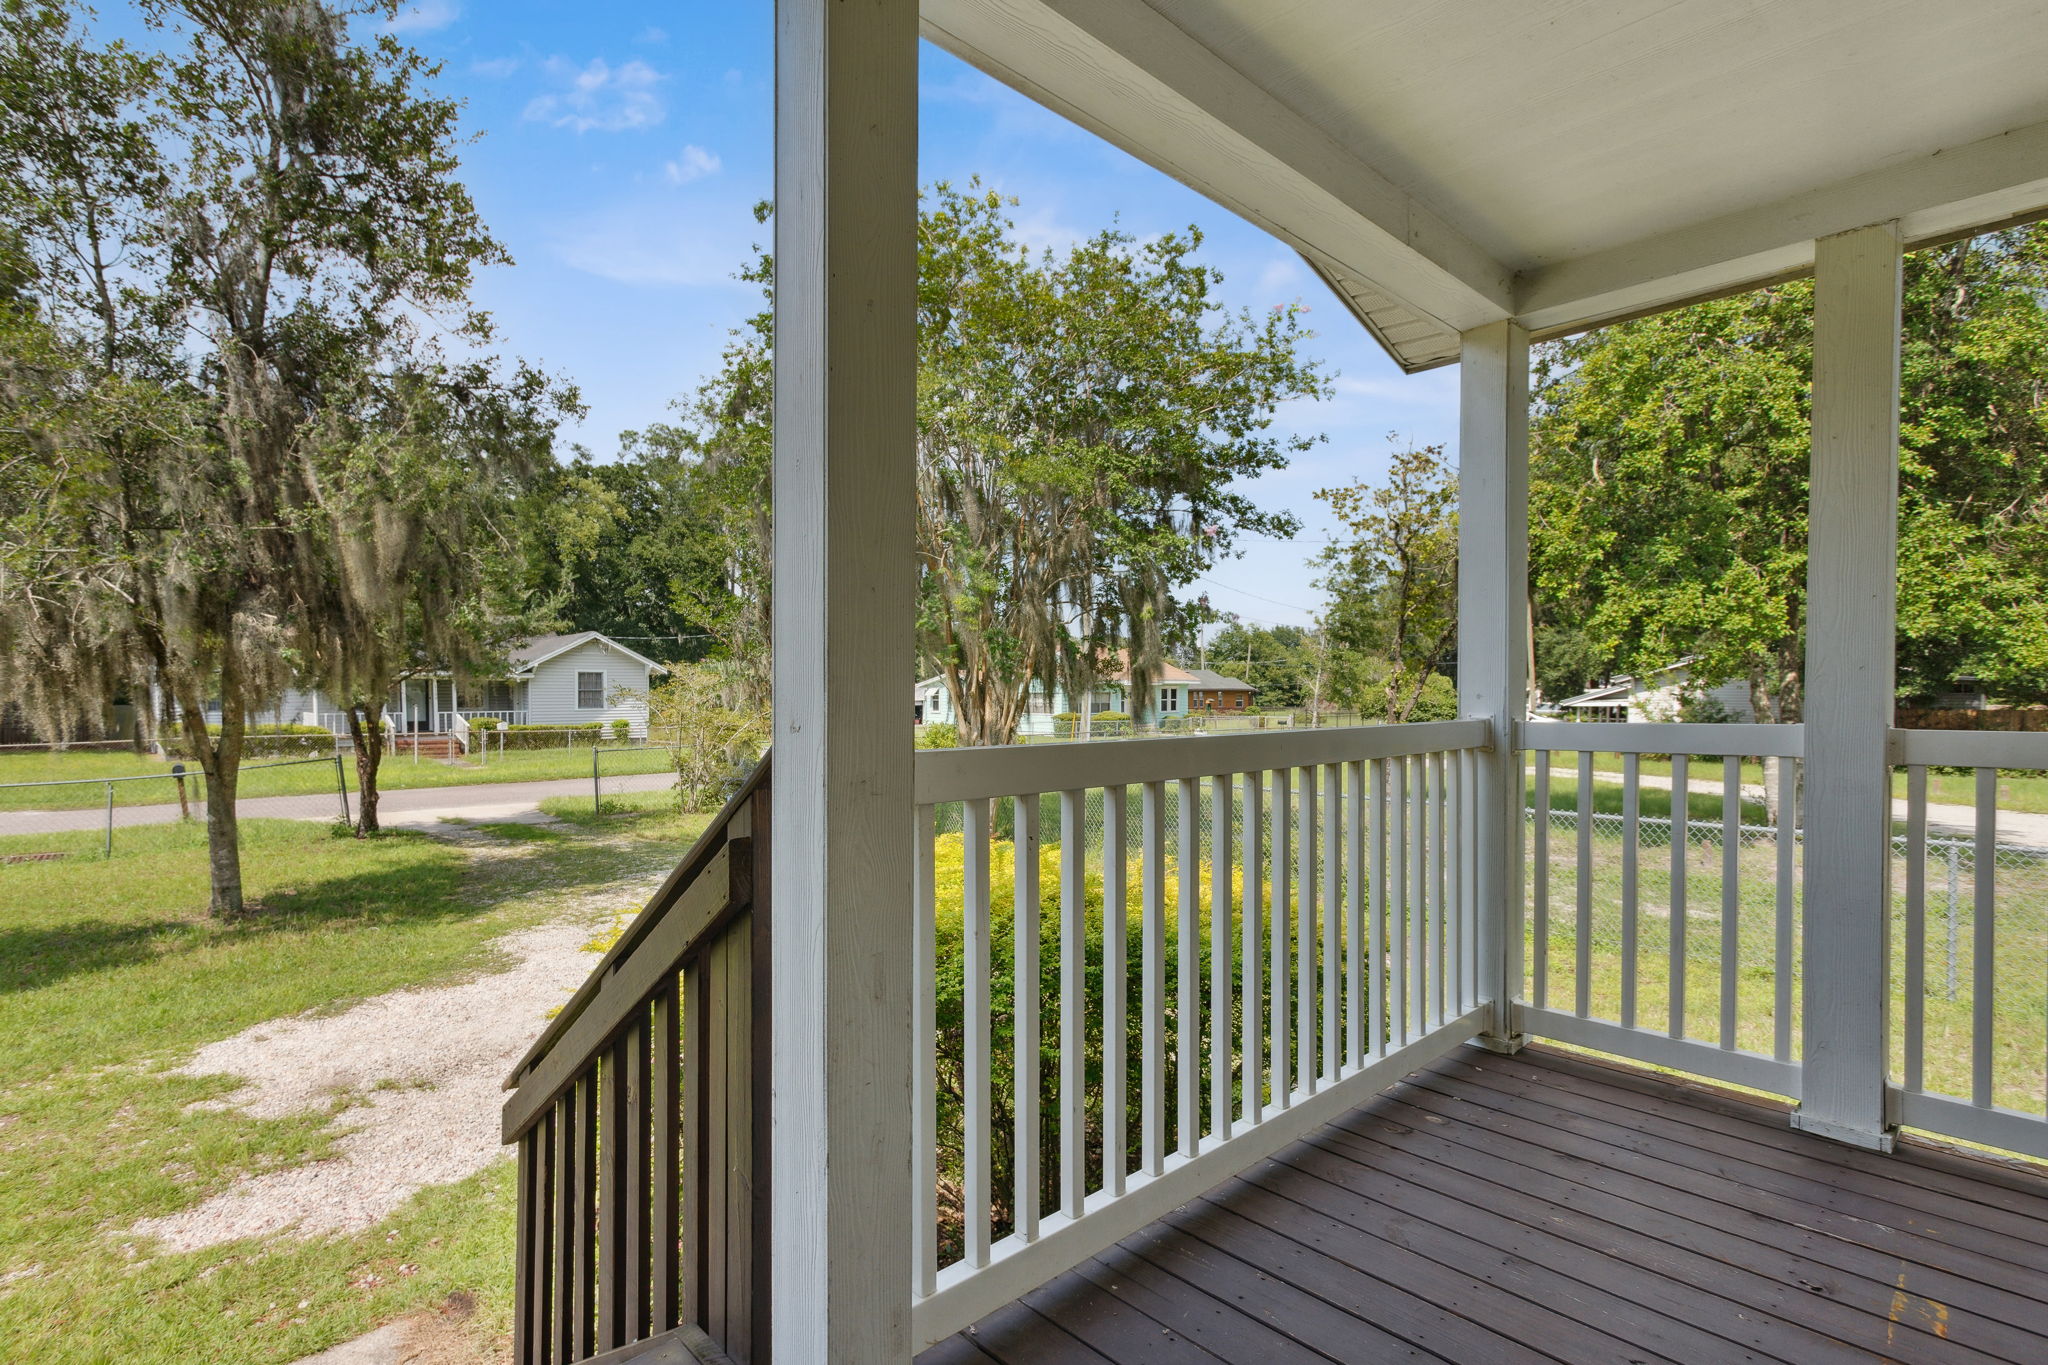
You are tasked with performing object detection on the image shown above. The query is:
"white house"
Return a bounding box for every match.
[1542,658,1755,724]
[915,660,1210,735]
[182,630,667,740]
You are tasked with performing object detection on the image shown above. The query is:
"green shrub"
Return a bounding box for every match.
[1091,711,1132,736]
[610,719,632,743]
[164,723,333,760]
[916,721,960,750]
[1159,715,1186,734]
[1050,710,1081,738]
[497,722,606,751]
[469,716,502,731]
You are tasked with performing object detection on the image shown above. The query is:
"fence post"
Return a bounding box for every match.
[334,753,351,826]
[592,746,601,817]
[105,782,114,860]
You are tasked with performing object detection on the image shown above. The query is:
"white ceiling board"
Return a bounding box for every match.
[921,0,1513,334]
[926,0,2048,365]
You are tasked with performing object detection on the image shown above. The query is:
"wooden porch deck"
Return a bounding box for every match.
[918,1046,2048,1365]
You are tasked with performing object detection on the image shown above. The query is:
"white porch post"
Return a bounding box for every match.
[1458,319,1531,1048]
[1795,222,1903,1151]
[771,0,918,1359]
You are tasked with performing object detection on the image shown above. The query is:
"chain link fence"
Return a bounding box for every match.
[1522,801,2048,1120]
[1524,806,1801,1058]
[1891,828,2048,1117]
[0,756,354,863]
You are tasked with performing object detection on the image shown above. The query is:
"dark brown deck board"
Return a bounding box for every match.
[918,1045,2048,1365]
[1429,1052,2048,1263]
[1381,1069,2048,1330]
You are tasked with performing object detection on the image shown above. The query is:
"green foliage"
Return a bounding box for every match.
[644,662,768,813]
[1316,442,1459,723]
[1090,711,1132,736]
[664,187,1325,741]
[514,437,729,669]
[610,719,631,743]
[497,723,606,751]
[1531,228,2048,716]
[1534,624,1612,705]
[0,2,565,910]
[929,830,1237,1251]
[915,721,960,750]
[164,724,334,760]
[1205,622,1316,708]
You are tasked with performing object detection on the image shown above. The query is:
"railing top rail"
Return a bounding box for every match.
[1517,720,1805,758]
[1890,727,2048,770]
[912,718,1491,805]
[503,754,770,1089]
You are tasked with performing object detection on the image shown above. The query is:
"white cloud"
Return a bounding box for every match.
[386,0,460,35]
[637,26,669,44]
[664,144,722,186]
[469,56,520,79]
[523,58,667,134]
[553,200,761,288]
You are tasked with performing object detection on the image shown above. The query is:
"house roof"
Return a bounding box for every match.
[509,631,668,677]
[923,1,2048,372]
[1184,668,1256,692]
[1552,658,1697,709]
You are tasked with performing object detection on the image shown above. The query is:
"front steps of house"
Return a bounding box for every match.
[391,733,463,760]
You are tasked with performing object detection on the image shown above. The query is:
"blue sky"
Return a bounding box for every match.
[391,1,1460,630]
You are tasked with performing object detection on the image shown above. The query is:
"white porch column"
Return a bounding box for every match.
[1796,222,1903,1151]
[771,0,919,1358]
[1458,320,1531,1048]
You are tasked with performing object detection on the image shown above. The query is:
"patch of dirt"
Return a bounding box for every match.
[128,873,661,1254]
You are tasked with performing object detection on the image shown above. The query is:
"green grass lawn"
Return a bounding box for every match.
[0,744,677,812]
[0,801,705,1363]
[1523,823,2048,1118]
[1533,750,2048,815]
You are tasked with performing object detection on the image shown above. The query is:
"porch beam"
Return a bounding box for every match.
[1795,221,1902,1152]
[921,0,1513,332]
[1456,319,1531,1049]
[1518,118,2048,338]
[770,0,919,1358]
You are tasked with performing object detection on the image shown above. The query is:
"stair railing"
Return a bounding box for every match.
[504,758,771,1365]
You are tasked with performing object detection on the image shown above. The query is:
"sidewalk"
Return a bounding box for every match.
[0,772,675,837]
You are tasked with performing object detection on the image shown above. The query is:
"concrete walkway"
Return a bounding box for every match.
[0,772,674,837]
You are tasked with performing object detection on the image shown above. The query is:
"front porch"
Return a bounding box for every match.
[499,2,2048,1360]
[920,1045,2048,1365]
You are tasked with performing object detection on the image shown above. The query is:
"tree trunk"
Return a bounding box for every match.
[346,704,384,835]
[177,694,246,919]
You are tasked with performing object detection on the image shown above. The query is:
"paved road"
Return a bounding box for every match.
[0,772,675,837]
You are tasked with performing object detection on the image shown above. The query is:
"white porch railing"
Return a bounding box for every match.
[442,708,526,728]
[450,713,472,754]
[908,719,1495,1345]
[1890,728,2048,1159]
[1516,722,1807,1098]
[1518,721,2048,1163]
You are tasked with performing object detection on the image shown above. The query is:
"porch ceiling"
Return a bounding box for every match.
[921,0,2048,369]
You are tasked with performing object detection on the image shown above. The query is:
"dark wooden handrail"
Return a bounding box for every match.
[504,756,771,1365]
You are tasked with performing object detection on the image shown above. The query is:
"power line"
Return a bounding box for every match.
[1195,576,1323,616]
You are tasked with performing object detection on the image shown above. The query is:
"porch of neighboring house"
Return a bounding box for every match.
[494,4,2048,1364]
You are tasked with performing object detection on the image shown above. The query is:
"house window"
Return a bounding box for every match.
[577,671,605,709]
[1161,687,1180,713]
